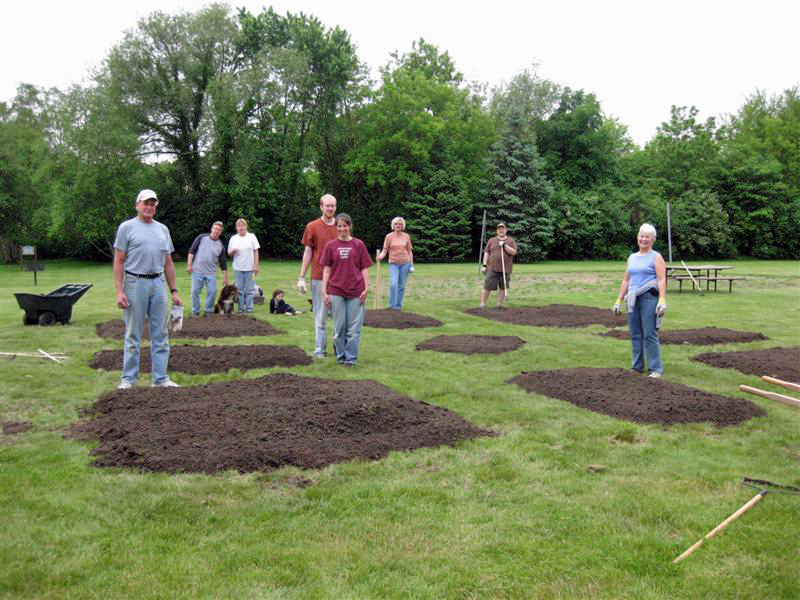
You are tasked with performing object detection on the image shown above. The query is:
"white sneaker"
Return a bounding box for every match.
[118,380,134,390]
[648,372,662,379]
[152,379,180,388]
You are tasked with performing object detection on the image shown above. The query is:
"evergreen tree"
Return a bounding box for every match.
[403,162,471,261]
[480,110,554,260]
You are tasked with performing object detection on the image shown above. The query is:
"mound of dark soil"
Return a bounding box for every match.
[89,344,312,374]
[96,315,281,340]
[466,304,624,328]
[364,309,443,329]
[509,368,765,426]
[417,335,526,355]
[2,421,32,435]
[601,327,769,345]
[692,347,800,382]
[67,373,495,474]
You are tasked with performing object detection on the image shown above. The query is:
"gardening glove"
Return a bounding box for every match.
[612,302,621,316]
[481,265,487,274]
[168,304,184,333]
[499,240,505,247]
[656,302,667,317]
[297,277,307,295]
[409,266,414,273]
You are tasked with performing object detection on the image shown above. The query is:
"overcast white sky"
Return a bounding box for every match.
[2,0,797,146]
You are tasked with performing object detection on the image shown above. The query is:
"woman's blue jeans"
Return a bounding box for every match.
[234,270,254,313]
[627,291,663,374]
[388,262,412,309]
[330,295,365,364]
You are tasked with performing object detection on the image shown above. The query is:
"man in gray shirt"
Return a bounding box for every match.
[187,221,228,316]
[113,189,183,389]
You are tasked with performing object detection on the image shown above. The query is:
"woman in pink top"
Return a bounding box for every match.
[377,216,414,310]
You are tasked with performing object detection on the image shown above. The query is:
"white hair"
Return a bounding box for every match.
[391,216,406,230]
[638,223,657,240]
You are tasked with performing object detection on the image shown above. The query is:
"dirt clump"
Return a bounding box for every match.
[96,315,281,340]
[692,347,800,382]
[89,344,312,374]
[2,421,32,435]
[67,373,496,474]
[466,304,624,328]
[364,309,443,329]
[510,368,765,426]
[417,335,526,355]
[601,327,768,345]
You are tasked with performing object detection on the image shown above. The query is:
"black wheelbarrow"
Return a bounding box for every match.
[15,284,92,326]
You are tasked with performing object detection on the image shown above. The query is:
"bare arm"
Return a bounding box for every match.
[114,250,129,309]
[300,245,313,278]
[359,267,370,304]
[164,254,183,305]
[253,249,259,275]
[377,235,389,261]
[616,271,630,303]
[407,235,414,265]
[322,265,332,307]
[504,241,518,257]
[187,253,194,273]
[655,254,667,302]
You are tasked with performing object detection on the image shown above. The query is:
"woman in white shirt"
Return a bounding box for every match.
[227,218,260,314]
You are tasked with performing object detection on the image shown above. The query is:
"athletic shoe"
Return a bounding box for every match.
[118,380,134,390]
[479,304,486,308]
[152,379,180,388]
[648,372,662,379]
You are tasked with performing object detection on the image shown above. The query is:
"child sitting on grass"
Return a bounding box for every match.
[270,289,302,315]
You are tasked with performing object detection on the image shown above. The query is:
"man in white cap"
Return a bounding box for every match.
[113,189,183,389]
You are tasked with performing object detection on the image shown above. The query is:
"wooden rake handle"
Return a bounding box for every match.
[673,491,766,564]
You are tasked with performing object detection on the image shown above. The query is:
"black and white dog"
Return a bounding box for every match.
[214,284,239,316]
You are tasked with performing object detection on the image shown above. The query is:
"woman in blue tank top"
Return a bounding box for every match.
[612,224,667,378]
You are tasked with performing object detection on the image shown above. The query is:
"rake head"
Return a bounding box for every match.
[743,477,800,495]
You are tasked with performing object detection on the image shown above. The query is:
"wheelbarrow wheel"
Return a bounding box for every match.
[38,311,57,326]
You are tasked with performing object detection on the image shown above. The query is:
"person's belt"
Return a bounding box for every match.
[125,271,162,279]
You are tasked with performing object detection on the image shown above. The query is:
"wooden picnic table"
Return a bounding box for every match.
[667,264,743,292]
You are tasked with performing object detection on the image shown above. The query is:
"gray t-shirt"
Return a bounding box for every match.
[188,233,226,276]
[114,217,174,275]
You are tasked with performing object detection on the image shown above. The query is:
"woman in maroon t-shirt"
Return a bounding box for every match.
[320,214,373,366]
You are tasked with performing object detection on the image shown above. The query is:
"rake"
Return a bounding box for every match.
[673,478,800,564]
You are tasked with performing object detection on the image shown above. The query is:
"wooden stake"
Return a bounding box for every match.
[0,352,67,359]
[740,385,800,409]
[673,491,766,564]
[761,376,800,393]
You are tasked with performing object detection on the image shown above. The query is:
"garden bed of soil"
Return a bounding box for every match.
[466,304,624,328]
[364,309,443,329]
[416,335,526,355]
[692,347,800,382]
[95,315,281,340]
[509,368,765,426]
[67,373,495,474]
[601,327,769,345]
[89,344,312,374]
[2,421,32,435]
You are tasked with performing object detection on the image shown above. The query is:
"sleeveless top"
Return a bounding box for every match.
[627,250,659,291]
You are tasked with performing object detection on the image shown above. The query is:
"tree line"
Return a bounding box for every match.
[2,4,798,263]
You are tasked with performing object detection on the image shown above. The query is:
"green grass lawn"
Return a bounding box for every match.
[1,259,799,599]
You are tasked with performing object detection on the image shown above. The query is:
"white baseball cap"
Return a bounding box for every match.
[136,189,159,204]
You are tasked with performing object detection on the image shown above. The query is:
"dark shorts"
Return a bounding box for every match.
[484,270,511,290]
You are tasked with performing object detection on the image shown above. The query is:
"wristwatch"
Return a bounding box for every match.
[170,288,178,294]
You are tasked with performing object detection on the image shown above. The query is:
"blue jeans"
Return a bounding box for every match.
[122,274,170,384]
[234,270,254,313]
[627,291,663,374]
[388,262,412,309]
[191,273,217,315]
[330,295,365,364]
[311,279,330,356]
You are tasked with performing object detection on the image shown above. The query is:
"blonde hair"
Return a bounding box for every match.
[235,218,248,228]
[391,216,406,230]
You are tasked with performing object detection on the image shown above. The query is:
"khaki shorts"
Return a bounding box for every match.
[484,270,511,290]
